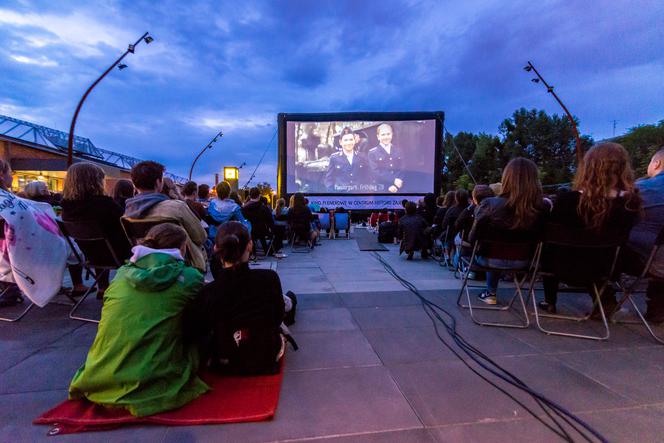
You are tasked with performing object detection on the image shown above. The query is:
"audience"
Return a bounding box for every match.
[69,223,208,417]
[288,192,318,247]
[242,187,283,254]
[538,143,641,315]
[455,185,495,243]
[124,161,207,272]
[274,198,288,223]
[182,181,207,221]
[470,158,550,305]
[61,163,132,297]
[229,191,244,207]
[398,201,429,260]
[623,147,664,321]
[418,193,437,225]
[441,189,470,245]
[186,221,296,374]
[197,184,211,207]
[161,177,182,200]
[378,212,398,243]
[112,179,135,210]
[208,181,250,241]
[24,181,57,206]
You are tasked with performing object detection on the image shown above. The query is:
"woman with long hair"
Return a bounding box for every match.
[61,163,132,297]
[69,223,208,416]
[470,157,549,305]
[112,179,135,210]
[288,192,318,247]
[539,142,641,314]
[187,221,296,374]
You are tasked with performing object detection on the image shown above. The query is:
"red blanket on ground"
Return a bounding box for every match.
[34,367,284,436]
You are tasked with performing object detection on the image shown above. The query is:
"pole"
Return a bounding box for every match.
[525,61,584,166]
[188,131,223,180]
[67,32,151,167]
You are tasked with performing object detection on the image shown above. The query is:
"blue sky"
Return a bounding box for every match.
[1,0,663,185]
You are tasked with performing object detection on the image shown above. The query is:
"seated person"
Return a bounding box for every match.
[187,221,296,375]
[538,143,641,315]
[182,181,207,221]
[242,187,283,254]
[124,161,207,272]
[197,184,211,208]
[112,179,135,211]
[470,158,550,305]
[455,185,495,245]
[441,189,471,256]
[207,181,250,241]
[288,193,318,247]
[61,162,133,297]
[68,223,208,417]
[378,212,398,243]
[398,201,429,260]
[623,147,664,321]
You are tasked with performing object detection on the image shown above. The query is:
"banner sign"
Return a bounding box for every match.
[306,195,425,210]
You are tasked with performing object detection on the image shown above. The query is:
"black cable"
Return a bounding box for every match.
[243,128,278,188]
[371,252,609,443]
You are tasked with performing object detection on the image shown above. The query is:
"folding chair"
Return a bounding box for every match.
[613,225,664,345]
[58,219,125,324]
[456,228,539,329]
[0,219,35,322]
[333,212,351,239]
[120,216,181,246]
[530,223,621,341]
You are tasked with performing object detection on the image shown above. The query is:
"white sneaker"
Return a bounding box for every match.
[274,252,287,259]
[478,291,497,305]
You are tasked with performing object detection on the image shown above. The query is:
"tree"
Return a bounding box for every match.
[616,120,664,177]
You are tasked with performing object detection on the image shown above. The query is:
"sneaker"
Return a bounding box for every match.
[284,291,297,326]
[274,251,287,259]
[537,301,557,314]
[477,291,497,305]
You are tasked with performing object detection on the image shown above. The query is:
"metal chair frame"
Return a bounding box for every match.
[612,226,664,345]
[456,239,540,329]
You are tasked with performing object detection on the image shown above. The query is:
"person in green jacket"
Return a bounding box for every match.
[69,223,209,417]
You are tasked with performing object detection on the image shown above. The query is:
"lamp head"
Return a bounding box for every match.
[118,63,128,70]
[144,35,154,44]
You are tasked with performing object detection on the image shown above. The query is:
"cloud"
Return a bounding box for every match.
[9,54,58,67]
[184,111,275,132]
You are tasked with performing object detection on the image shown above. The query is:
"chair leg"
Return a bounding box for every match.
[69,270,107,324]
[465,273,530,328]
[0,302,35,322]
[612,290,664,345]
[532,283,609,340]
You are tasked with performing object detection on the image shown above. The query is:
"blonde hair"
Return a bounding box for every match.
[63,162,105,200]
[574,142,641,231]
[24,181,49,199]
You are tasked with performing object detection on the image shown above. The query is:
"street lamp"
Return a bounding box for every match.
[524,61,584,165]
[67,32,154,167]
[188,130,224,180]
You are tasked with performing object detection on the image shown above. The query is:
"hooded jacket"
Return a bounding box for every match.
[69,249,207,417]
[124,193,207,271]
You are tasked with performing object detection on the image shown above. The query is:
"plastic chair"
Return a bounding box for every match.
[318,213,332,238]
[530,223,622,341]
[58,219,125,324]
[456,226,540,329]
[613,225,664,345]
[333,212,351,239]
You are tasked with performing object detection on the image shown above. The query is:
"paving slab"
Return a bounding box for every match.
[285,330,381,371]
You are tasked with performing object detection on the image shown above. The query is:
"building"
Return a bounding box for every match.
[0,114,186,194]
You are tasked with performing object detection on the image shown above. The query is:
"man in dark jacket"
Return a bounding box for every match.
[398,201,429,260]
[242,187,282,254]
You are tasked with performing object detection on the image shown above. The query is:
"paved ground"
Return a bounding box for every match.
[2,229,664,442]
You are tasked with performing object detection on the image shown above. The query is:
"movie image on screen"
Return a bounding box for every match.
[285,119,436,194]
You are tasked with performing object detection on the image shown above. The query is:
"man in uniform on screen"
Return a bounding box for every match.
[324,127,369,192]
[369,123,405,193]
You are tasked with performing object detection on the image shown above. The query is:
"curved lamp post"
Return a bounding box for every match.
[67,32,154,166]
[189,130,223,180]
[524,61,584,166]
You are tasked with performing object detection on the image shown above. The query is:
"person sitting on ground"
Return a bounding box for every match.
[207,181,250,241]
[242,187,283,254]
[470,158,550,305]
[288,192,318,247]
[112,179,135,211]
[186,221,296,375]
[621,147,664,322]
[124,161,207,272]
[398,201,429,260]
[378,212,398,243]
[61,163,132,298]
[69,223,208,417]
[197,184,211,208]
[538,143,642,315]
[182,181,207,221]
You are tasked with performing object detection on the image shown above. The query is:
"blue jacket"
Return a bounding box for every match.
[207,198,251,240]
[629,173,664,276]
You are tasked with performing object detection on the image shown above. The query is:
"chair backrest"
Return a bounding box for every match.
[474,225,540,261]
[120,216,181,246]
[58,219,123,269]
[540,223,622,285]
[334,212,350,231]
[319,213,331,230]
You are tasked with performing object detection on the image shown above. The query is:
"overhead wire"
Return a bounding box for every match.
[243,127,278,188]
